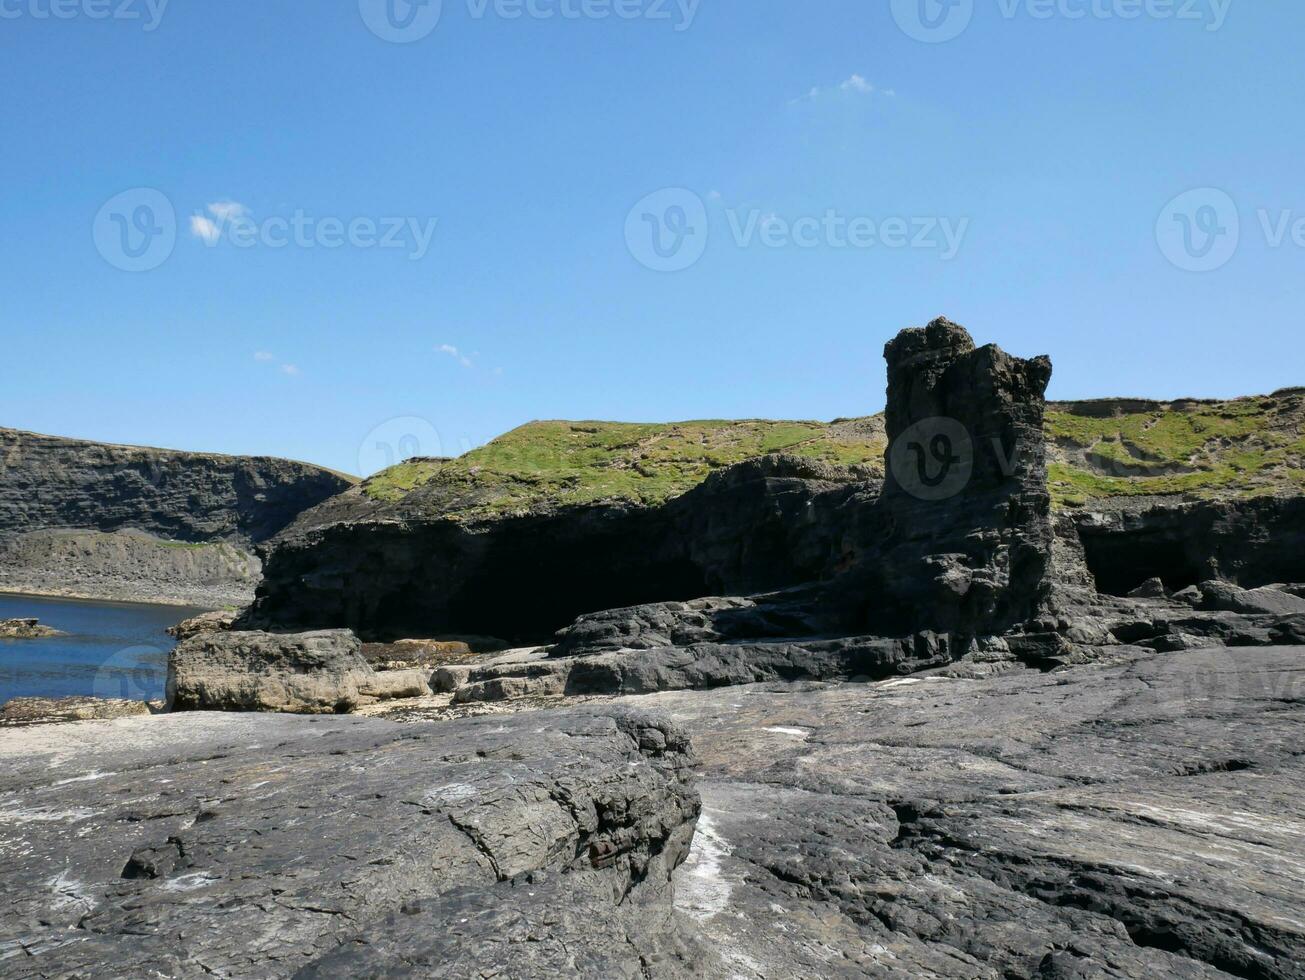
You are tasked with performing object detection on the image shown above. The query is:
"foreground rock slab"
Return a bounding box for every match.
[632,646,1305,979]
[0,707,700,978]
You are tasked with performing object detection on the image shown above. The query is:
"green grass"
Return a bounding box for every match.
[360,418,886,517]
[355,395,1304,518]
[1045,396,1304,507]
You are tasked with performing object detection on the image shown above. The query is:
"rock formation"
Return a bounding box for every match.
[0,617,66,639]
[845,317,1055,638]
[167,629,435,714]
[166,607,239,641]
[247,320,1056,645]
[0,427,354,605]
[0,529,261,607]
[0,427,354,544]
[0,707,702,977]
[0,696,150,726]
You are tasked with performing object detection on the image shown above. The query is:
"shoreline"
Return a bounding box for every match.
[0,588,222,611]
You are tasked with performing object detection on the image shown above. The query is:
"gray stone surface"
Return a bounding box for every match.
[1201,580,1305,616]
[448,633,952,704]
[0,697,150,727]
[630,646,1305,979]
[0,707,700,978]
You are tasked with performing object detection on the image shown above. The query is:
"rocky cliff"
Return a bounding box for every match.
[0,428,354,544]
[0,428,355,605]
[250,334,1304,638]
[247,320,1059,643]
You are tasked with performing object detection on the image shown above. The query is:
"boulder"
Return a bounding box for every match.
[167,629,375,714]
[357,668,434,700]
[1200,581,1305,616]
[1128,576,1169,599]
[166,608,239,641]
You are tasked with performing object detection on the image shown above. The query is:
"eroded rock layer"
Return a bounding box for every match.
[649,646,1305,979]
[0,707,701,978]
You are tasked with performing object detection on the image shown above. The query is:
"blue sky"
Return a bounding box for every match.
[2,0,1302,475]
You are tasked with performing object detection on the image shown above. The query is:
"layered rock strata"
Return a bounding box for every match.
[0,707,702,977]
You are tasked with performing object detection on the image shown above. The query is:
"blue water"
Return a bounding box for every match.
[0,594,210,705]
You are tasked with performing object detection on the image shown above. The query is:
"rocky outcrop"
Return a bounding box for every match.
[166,607,239,641]
[845,318,1054,638]
[0,427,354,545]
[0,617,65,639]
[166,628,451,714]
[0,706,702,977]
[1064,495,1305,597]
[0,696,150,726]
[443,631,952,704]
[0,528,261,607]
[167,629,382,713]
[247,453,871,642]
[248,319,1056,648]
[0,427,354,605]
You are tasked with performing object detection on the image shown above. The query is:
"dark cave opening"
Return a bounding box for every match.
[1078,532,1206,597]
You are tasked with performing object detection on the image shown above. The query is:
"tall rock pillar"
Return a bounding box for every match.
[859,317,1054,639]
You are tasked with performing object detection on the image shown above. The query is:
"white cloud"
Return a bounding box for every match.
[437,344,474,368]
[790,76,892,105]
[190,214,221,243]
[280,364,300,376]
[253,351,275,362]
[707,190,722,201]
[207,201,247,221]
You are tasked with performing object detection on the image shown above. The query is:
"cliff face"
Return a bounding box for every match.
[248,321,1304,640]
[248,454,867,640]
[0,428,356,606]
[249,320,1055,642]
[0,428,355,546]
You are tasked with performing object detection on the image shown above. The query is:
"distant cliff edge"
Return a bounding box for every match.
[0,428,356,607]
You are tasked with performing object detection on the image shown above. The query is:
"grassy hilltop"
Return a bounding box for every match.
[362,417,888,515]
[1045,392,1305,506]
[357,392,1304,519]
